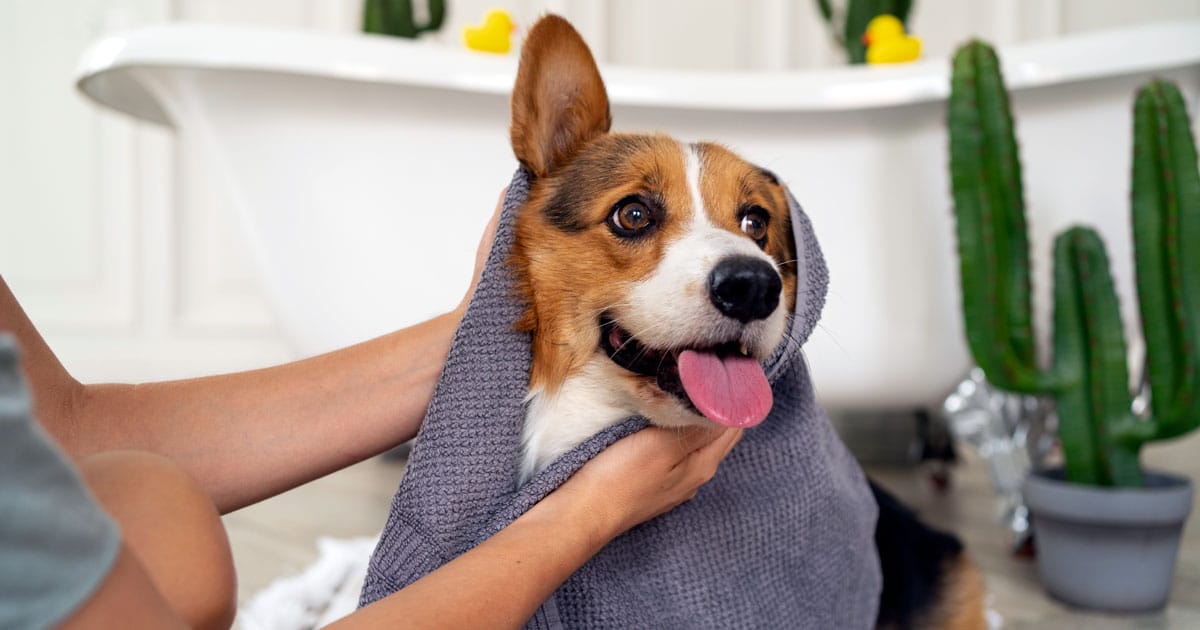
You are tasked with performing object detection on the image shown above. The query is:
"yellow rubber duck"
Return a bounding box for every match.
[862,15,922,64]
[463,9,515,54]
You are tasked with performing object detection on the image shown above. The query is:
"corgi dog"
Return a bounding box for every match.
[506,14,987,630]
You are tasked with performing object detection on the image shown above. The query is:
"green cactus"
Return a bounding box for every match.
[949,40,1200,487]
[364,0,446,38]
[815,0,914,64]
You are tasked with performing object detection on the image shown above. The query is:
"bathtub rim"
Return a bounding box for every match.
[76,19,1200,127]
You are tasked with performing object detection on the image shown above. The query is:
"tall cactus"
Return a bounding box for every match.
[949,40,1200,487]
[1120,81,1200,444]
[364,0,446,39]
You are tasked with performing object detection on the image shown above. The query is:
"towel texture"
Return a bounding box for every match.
[360,168,881,628]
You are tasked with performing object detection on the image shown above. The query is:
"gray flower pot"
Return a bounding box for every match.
[1023,468,1193,612]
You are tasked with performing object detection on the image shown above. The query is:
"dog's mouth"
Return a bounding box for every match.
[599,316,772,428]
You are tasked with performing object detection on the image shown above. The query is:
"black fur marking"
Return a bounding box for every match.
[758,167,780,185]
[542,183,598,233]
[541,136,660,233]
[872,480,964,630]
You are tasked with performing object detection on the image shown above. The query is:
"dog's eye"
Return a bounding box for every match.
[739,208,769,243]
[609,199,655,237]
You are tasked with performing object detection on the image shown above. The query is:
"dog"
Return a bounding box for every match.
[505,15,987,629]
[509,33,794,482]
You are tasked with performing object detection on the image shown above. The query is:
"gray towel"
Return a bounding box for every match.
[360,168,881,628]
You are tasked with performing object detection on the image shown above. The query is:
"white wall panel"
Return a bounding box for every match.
[0,0,143,332]
[175,0,313,27]
[1062,0,1200,33]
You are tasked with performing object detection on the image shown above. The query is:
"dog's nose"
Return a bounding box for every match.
[708,256,782,322]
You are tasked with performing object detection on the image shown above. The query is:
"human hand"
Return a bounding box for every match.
[454,187,506,318]
[547,426,744,545]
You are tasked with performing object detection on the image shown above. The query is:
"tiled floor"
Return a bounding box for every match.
[224,431,1200,629]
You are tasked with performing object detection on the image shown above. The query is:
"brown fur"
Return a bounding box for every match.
[926,555,989,630]
[879,554,987,630]
[510,15,611,178]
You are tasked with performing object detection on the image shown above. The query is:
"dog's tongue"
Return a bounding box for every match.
[677,349,772,428]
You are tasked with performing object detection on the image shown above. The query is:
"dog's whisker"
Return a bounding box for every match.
[813,322,848,356]
[613,321,672,357]
[624,325,674,361]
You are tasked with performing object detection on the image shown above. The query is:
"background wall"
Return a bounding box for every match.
[3,0,1198,382]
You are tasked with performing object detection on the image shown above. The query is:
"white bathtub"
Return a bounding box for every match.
[76,21,1200,411]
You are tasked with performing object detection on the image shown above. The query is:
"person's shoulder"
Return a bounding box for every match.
[0,335,123,630]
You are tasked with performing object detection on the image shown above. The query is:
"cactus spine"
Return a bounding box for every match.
[364,0,446,38]
[949,40,1200,487]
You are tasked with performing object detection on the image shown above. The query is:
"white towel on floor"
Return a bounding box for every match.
[238,536,375,630]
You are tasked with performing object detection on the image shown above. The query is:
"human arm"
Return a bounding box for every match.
[2,190,504,514]
[330,425,744,630]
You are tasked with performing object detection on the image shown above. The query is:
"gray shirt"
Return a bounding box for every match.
[0,335,120,629]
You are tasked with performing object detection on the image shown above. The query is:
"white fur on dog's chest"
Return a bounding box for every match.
[519,356,641,483]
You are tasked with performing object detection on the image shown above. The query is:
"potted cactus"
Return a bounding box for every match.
[948,40,1198,612]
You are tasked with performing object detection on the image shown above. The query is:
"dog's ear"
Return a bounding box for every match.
[510,14,611,178]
